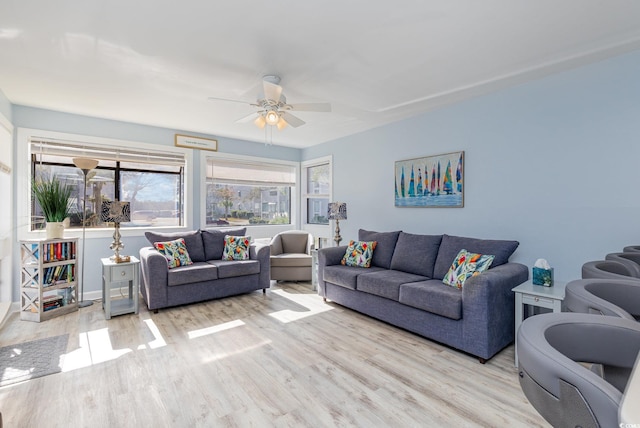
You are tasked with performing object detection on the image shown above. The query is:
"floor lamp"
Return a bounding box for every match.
[73,157,99,308]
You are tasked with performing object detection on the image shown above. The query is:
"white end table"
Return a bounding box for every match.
[512,279,567,367]
[101,256,140,320]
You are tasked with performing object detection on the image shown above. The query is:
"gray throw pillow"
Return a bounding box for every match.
[144,230,205,262]
[358,229,401,269]
[201,227,247,260]
[390,232,442,278]
[433,234,519,280]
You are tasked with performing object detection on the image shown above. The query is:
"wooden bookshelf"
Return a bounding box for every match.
[20,238,79,322]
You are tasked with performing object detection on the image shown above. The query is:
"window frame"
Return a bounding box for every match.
[17,128,193,240]
[200,152,299,239]
[301,155,332,239]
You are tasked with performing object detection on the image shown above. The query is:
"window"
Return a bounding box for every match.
[302,158,331,225]
[29,138,185,231]
[205,156,296,227]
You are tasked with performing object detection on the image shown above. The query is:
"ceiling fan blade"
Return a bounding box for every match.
[235,112,259,123]
[263,81,283,102]
[287,102,332,112]
[281,112,305,128]
[208,96,253,105]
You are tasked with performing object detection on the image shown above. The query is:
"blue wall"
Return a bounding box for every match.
[303,49,640,282]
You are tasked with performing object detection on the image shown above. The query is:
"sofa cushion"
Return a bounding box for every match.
[341,240,377,268]
[399,280,463,320]
[356,270,429,301]
[358,229,401,269]
[153,238,193,269]
[201,228,247,260]
[323,265,385,290]
[222,235,251,260]
[390,232,442,277]
[167,262,218,286]
[145,230,205,262]
[207,260,261,278]
[433,234,519,279]
[443,249,495,289]
[271,253,312,268]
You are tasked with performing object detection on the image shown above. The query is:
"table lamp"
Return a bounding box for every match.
[101,200,131,263]
[327,202,347,246]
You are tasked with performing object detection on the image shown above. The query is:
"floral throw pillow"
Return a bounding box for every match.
[341,240,378,268]
[153,238,193,269]
[443,249,495,289]
[222,235,252,260]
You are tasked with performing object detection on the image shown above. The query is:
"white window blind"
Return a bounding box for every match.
[30,138,185,167]
[207,158,296,187]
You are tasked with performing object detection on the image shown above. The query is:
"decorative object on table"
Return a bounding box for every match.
[395,151,464,208]
[101,200,131,263]
[73,157,99,308]
[327,202,347,246]
[32,176,73,239]
[0,334,69,387]
[532,258,554,286]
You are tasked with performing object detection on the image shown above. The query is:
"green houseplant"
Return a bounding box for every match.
[32,176,73,238]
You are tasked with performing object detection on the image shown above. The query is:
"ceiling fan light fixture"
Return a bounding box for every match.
[254,114,266,129]
[276,117,287,130]
[265,110,279,126]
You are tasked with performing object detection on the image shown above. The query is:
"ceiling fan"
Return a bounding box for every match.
[208,75,331,130]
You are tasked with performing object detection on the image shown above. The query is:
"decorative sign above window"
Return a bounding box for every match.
[175,134,218,151]
[395,151,464,208]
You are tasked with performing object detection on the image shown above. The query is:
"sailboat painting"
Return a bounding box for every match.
[394,151,464,207]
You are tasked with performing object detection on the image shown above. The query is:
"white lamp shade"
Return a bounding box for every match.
[254,115,266,129]
[265,110,279,125]
[73,157,99,171]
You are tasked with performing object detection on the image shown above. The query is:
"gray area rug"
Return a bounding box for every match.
[0,334,69,387]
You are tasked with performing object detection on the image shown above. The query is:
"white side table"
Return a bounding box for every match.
[512,279,567,367]
[101,256,140,320]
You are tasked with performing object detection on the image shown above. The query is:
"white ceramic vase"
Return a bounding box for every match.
[45,222,65,239]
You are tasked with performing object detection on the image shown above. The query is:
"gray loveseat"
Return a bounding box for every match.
[139,228,270,312]
[318,229,528,362]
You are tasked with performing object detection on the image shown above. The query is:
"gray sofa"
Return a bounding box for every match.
[318,229,528,362]
[139,228,270,312]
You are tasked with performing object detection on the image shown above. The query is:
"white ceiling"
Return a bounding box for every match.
[1,1,640,148]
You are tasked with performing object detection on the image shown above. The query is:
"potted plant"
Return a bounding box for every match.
[32,176,73,239]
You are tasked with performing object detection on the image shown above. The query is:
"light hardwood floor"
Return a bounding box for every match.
[0,282,548,427]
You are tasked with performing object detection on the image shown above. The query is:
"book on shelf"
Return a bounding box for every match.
[43,263,77,286]
[43,302,61,311]
[43,294,64,311]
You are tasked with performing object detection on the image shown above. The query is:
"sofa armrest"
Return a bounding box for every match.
[317,246,347,297]
[269,235,283,256]
[250,243,271,289]
[139,246,170,310]
[461,262,529,359]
